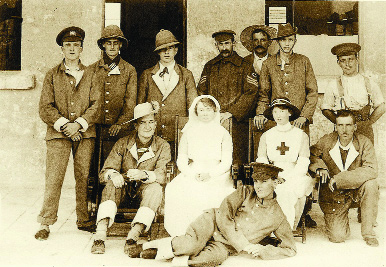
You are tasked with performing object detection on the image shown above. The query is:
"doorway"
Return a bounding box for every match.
[106,0,186,78]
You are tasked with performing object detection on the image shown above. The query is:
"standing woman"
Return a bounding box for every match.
[256,98,314,230]
[164,95,235,237]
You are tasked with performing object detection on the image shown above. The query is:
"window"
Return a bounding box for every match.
[0,0,22,70]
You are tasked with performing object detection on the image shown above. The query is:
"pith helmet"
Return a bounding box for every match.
[154,29,180,52]
[97,25,128,50]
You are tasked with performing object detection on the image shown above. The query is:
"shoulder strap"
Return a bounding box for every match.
[336,77,347,109]
[363,76,372,105]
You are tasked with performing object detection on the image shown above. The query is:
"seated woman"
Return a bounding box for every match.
[256,98,314,230]
[164,95,235,237]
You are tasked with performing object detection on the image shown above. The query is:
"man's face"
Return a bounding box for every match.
[252,31,271,57]
[103,38,122,58]
[158,45,178,64]
[253,178,277,199]
[272,106,291,125]
[136,114,157,140]
[336,116,357,144]
[278,35,296,54]
[216,39,234,58]
[338,54,358,76]
[61,41,83,61]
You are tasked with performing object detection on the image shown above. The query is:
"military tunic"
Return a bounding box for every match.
[171,186,296,266]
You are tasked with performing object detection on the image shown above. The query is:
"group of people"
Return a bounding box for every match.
[34,21,383,266]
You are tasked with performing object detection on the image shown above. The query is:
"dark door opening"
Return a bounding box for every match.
[108,0,186,78]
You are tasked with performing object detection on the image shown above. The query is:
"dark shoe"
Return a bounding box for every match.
[35,229,50,241]
[364,237,379,247]
[125,240,143,258]
[140,248,158,259]
[91,239,105,254]
[304,214,317,228]
[259,236,281,247]
[78,224,96,233]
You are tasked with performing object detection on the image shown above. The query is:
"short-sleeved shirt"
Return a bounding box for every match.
[322,74,384,111]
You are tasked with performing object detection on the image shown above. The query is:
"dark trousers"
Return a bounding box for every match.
[38,138,94,227]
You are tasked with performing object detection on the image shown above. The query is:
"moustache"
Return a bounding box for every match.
[254,45,265,49]
[220,49,231,54]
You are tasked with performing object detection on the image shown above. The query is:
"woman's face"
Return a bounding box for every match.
[196,101,216,123]
[272,106,291,125]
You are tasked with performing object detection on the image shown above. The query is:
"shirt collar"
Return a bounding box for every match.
[158,60,176,73]
[253,52,268,61]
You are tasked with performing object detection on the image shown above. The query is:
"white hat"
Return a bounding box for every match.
[121,101,159,125]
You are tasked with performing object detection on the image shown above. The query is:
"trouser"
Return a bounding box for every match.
[96,180,162,231]
[37,138,95,227]
[171,209,237,267]
[322,179,379,243]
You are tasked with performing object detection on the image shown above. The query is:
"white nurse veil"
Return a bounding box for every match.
[181,95,222,133]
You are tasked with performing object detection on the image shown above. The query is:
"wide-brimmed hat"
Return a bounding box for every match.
[273,23,297,40]
[56,26,85,46]
[263,98,301,121]
[121,101,160,125]
[331,43,361,57]
[212,30,236,42]
[154,29,180,52]
[240,25,277,52]
[250,162,284,182]
[97,25,128,50]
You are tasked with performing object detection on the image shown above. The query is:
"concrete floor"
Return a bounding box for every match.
[0,167,385,267]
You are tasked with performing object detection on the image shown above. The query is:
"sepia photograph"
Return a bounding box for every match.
[0,0,385,266]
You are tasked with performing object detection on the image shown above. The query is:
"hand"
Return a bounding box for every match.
[126,169,147,181]
[109,124,122,136]
[328,177,336,192]
[243,243,263,257]
[62,122,81,137]
[254,115,267,130]
[70,131,82,142]
[220,112,232,124]
[110,172,125,188]
[293,116,307,129]
[195,173,211,182]
[316,168,330,184]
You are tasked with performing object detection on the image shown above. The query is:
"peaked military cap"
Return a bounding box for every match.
[212,30,236,42]
[250,162,283,181]
[331,43,361,57]
[56,26,85,46]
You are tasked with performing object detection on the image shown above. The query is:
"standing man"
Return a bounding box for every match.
[36,26,101,240]
[309,110,379,247]
[138,29,197,148]
[321,43,385,143]
[241,25,277,76]
[254,23,318,135]
[90,102,171,254]
[89,25,137,168]
[197,30,259,164]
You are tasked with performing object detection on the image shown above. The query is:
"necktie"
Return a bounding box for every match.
[159,67,169,77]
[339,147,349,169]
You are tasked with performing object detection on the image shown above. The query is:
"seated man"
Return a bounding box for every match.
[91,102,171,254]
[128,163,296,266]
[309,110,379,247]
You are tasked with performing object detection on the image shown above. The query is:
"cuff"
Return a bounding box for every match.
[131,206,155,232]
[54,117,69,132]
[75,117,89,132]
[103,169,120,183]
[96,200,117,228]
[143,171,156,184]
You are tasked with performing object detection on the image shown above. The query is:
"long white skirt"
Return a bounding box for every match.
[164,170,235,237]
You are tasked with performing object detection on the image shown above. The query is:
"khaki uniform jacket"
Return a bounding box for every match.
[99,133,171,185]
[39,62,101,141]
[309,132,378,213]
[89,58,137,125]
[137,63,197,141]
[257,53,318,122]
[214,185,296,260]
[197,52,259,122]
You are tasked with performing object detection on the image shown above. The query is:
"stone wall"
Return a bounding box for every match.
[0,0,103,187]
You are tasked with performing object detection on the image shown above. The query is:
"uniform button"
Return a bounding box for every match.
[106,91,110,95]
[236,223,240,227]
[246,218,249,221]
[162,103,165,107]
[162,125,165,128]
[285,82,288,85]
[70,112,75,116]
[71,102,74,105]
[284,73,288,76]
[255,204,259,207]
[105,110,109,113]
[213,232,217,235]
[70,81,74,85]
[105,100,109,104]
[332,209,336,212]
[285,92,289,95]
[106,82,111,85]
[337,201,340,204]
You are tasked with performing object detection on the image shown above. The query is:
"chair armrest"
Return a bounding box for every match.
[166,161,177,183]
